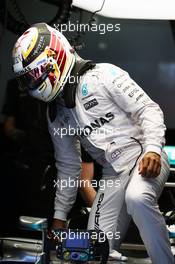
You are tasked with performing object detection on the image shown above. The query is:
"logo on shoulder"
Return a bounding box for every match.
[109,67,117,76]
[81,83,88,96]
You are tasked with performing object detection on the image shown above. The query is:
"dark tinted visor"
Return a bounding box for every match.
[18,65,53,91]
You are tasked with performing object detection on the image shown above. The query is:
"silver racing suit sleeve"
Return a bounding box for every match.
[104,64,166,155]
[48,115,82,221]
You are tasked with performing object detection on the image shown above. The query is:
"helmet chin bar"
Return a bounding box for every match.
[29,77,53,102]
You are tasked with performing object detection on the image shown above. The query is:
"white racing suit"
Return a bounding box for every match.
[48,63,174,263]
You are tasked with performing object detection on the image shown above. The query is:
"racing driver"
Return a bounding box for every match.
[12,23,174,263]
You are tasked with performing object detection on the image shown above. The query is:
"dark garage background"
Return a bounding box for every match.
[0,0,175,236]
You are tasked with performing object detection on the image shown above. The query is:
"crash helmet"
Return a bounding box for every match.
[12,23,75,102]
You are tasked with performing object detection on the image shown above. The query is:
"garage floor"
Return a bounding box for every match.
[50,250,150,263]
[50,258,152,264]
[50,243,175,264]
[1,234,175,263]
[50,259,151,264]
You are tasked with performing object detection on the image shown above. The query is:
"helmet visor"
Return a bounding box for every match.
[18,64,54,91]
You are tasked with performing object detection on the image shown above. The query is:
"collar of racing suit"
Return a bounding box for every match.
[48,57,96,123]
[63,57,96,108]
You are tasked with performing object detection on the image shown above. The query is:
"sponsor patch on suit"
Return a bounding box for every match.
[84,98,98,110]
